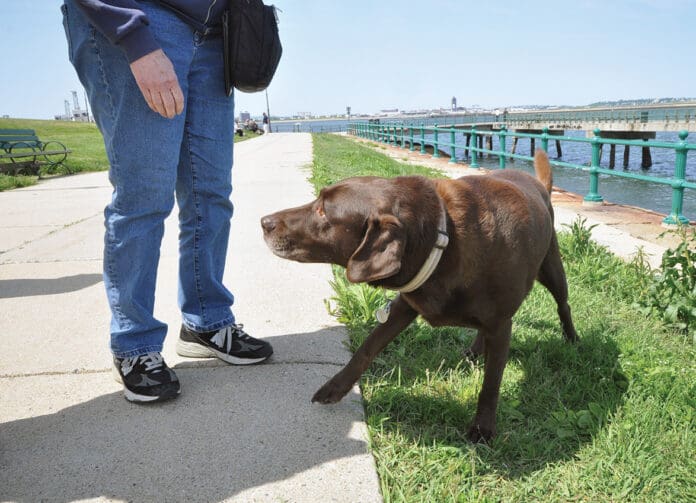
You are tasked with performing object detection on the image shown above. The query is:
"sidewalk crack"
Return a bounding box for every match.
[0,360,347,379]
[0,212,102,260]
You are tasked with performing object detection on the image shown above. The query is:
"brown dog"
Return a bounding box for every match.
[261,150,577,442]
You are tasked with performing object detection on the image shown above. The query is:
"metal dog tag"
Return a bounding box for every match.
[375,301,392,324]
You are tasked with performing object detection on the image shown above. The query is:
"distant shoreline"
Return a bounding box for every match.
[272,117,350,124]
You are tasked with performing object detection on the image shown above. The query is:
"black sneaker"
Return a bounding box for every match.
[112,352,180,403]
[176,324,273,365]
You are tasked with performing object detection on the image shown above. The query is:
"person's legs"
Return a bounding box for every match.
[63,0,193,357]
[174,31,273,364]
[175,31,236,333]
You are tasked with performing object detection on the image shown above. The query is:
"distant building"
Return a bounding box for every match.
[55,100,71,121]
[72,111,89,122]
[239,111,251,122]
[71,91,90,122]
[402,109,429,116]
[379,109,399,117]
[55,94,90,121]
[451,96,457,111]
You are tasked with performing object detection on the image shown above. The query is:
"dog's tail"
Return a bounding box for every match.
[534,150,553,194]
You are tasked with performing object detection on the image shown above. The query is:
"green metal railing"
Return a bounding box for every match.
[348,122,696,225]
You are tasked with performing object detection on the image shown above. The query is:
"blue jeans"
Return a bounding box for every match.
[62,0,236,357]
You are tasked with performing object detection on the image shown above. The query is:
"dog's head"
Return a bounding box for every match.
[261,176,440,284]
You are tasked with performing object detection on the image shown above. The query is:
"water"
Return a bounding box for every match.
[268,118,696,221]
[438,129,696,221]
[270,115,493,133]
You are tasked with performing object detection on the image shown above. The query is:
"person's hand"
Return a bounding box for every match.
[129,49,184,119]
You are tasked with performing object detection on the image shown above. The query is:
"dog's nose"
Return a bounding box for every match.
[261,215,277,234]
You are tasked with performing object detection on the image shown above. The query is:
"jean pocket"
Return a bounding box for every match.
[61,3,75,63]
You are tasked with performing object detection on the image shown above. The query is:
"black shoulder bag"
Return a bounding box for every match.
[222,0,282,95]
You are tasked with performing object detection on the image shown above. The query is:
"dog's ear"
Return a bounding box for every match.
[346,214,405,283]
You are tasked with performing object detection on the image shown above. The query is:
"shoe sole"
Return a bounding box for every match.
[112,367,180,403]
[176,339,271,365]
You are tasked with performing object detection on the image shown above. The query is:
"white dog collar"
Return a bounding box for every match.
[375,206,449,324]
[395,207,449,293]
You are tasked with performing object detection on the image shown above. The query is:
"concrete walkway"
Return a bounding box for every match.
[0,133,381,503]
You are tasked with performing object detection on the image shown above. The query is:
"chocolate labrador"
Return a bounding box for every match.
[261,150,577,442]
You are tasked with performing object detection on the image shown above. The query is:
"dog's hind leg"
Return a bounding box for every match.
[468,318,512,443]
[537,233,578,343]
[463,332,485,360]
[312,295,417,404]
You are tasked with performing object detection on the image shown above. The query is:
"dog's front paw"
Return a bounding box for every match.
[467,423,496,443]
[312,379,351,404]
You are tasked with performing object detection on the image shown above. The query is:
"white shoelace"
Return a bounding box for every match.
[210,324,247,353]
[120,352,164,376]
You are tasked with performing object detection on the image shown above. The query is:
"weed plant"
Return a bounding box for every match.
[637,226,696,341]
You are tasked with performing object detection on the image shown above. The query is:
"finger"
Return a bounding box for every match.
[160,69,182,117]
[134,79,156,114]
[171,84,185,115]
[147,88,167,118]
[159,88,177,119]
[144,88,160,115]
[153,90,170,118]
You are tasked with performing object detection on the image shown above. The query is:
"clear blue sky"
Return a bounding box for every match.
[2,0,694,120]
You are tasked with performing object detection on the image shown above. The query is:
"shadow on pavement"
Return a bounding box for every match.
[0,274,103,299]
[0,329,374,502]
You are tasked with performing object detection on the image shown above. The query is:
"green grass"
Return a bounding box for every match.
[0,174,37,191]
[234,131,258,143]
[0,118,255,191]
[309,133,442,191]
[312,133,696,502]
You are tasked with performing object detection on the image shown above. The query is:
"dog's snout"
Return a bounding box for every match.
[261,215,277,234]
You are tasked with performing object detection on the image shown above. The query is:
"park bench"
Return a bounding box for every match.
[0,129,72,176]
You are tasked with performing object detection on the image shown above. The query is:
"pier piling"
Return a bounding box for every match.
[642,143,653,169]
[623,145,630,168]
[609,144,616,169]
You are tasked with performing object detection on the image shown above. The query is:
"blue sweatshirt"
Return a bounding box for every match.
[72,0,226,62]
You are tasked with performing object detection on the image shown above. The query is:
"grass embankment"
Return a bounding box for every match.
[311,133,696,502]
[0,118,255,191]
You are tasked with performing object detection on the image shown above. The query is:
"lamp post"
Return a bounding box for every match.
[265,89,272,133]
